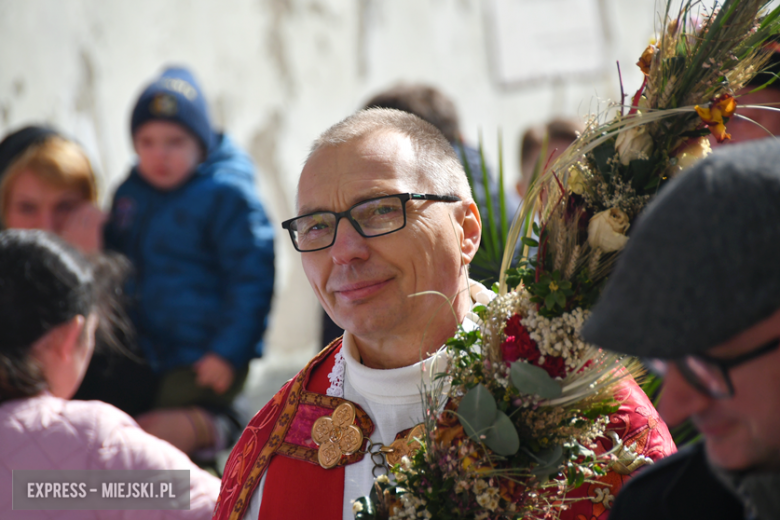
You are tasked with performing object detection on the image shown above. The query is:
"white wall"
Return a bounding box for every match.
[0,0,672,407]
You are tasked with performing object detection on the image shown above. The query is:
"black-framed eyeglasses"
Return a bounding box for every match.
[281,193,461,252]
[646,338,780,399]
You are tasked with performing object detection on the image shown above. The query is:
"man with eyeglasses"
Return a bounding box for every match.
[214,108,671,520]
[213,108,483,520]
[582,138,780,520]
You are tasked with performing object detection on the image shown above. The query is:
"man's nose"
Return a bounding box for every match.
[657,364,712,427]
[330,218,370,265]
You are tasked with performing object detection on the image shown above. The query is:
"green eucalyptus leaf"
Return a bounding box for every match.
[483,410,520,456]
[544,293,556,309]
[510,362,563,399]
[644,176,661,190]
[592,140,616,178]
[521,236,539,247]
[554,291,566,308]
[531,444,565,478]
[458,383,497,441]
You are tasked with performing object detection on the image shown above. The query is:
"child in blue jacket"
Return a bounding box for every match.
[104,67,275,458]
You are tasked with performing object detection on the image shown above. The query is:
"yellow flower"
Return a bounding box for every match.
[695,94,737,142]
[549,281,559,292]
[637,45,657,76]
[588,208,630,253]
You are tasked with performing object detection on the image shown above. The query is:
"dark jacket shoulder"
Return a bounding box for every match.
[609,442,745,520]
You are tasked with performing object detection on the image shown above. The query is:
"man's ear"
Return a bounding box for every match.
[459,200,482,265]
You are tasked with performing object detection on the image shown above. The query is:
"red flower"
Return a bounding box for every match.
[541,355,566,379]
[501,315,540,363]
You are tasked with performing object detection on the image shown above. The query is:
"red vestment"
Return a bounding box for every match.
[214,340,676,520]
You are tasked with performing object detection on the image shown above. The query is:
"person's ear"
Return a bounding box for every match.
[32,315,86,363]
[515,180,525,199]
[459,200,481,266]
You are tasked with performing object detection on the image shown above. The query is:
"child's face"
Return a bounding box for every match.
[133,121,203,190]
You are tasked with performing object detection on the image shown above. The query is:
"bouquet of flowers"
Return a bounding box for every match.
[354,1,780,518]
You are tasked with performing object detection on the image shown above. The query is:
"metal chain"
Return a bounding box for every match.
[359,438,392,477]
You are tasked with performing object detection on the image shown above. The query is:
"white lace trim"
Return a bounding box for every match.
[325,350,345,397]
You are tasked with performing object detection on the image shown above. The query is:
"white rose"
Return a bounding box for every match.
[588,208,630,253]
[667,136,712,178]
[615,125,654,165]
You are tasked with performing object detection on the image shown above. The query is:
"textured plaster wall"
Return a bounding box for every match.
[0,0,666,409]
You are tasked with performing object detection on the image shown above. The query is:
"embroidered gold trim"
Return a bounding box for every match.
[225,340,339,520]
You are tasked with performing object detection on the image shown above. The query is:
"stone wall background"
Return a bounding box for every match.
[0,0,680,412]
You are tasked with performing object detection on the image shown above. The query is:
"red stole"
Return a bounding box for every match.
[214,339,370,520]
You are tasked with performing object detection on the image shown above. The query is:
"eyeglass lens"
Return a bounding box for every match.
[646,358,730,398]
[677,357,731,398]
[291,196,405,251]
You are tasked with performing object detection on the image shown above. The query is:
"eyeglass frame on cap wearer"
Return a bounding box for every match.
[281,193,461,253]
[646,337,780,399]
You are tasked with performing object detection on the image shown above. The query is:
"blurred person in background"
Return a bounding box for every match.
[0,125,157,417]
[363,83,519,218]
[104,66,275,463]
[0,125,105,253]
[724,44,780,144]
[517,117,583,200]
[0,229,219,520]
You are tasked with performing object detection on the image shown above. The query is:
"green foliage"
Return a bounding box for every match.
[483,410,521,456]
[528,270,574,317]
[509,361,562,399]
[458,383,521,456]
[458,384,498,440]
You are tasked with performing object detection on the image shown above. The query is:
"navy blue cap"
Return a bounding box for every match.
[130,67,214,152]
[0,125,60,179]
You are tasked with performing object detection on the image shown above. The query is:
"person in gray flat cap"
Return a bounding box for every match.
[581,138,780,520]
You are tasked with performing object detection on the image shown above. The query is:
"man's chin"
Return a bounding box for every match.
[704,437,755,472]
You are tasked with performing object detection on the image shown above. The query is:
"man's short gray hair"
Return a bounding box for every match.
[309,108,472,200]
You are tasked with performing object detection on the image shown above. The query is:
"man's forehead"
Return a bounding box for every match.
[296,130,424,213]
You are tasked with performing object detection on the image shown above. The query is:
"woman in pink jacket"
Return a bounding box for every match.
[0,229,220,519]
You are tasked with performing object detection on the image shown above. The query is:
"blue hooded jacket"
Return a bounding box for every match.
[104,133,275,372]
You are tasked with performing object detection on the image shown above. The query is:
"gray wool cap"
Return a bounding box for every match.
[581,138,780,359]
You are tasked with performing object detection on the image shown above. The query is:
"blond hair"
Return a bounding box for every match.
[0,137,97,221]
[310,108,472,200]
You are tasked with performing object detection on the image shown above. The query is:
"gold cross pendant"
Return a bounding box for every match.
[311,402,364,469]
